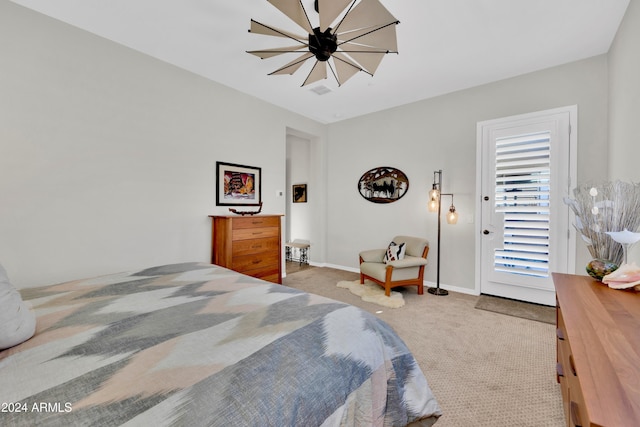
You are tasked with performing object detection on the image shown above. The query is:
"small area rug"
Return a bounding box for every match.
[475,294,555,324]
[336,280,404,308]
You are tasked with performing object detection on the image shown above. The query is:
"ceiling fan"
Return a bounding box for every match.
[247,0,400,87]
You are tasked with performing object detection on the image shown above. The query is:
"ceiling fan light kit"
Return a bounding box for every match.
[248,0,399,87]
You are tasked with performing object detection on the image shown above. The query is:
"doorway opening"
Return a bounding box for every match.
[285,129,325,275]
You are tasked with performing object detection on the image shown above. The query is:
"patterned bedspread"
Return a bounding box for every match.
[0,263,441,426]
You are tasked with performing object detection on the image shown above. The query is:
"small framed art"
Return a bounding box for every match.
[216,161,262,206]
[292,184,307,203]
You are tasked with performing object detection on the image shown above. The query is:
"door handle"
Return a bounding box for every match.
[483,230,490,235]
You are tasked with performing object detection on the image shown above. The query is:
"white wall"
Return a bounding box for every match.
[609,0,640,181]
[326,56,609,292]
[286,135,312,243]
[0,2,326,287]
[608,0,640,262]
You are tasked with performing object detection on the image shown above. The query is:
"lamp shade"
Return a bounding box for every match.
[446,205,458,224]
[428,187,439,212]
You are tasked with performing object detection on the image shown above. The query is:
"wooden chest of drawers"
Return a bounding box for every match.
[210,215,283,284]
[553,273,640,427]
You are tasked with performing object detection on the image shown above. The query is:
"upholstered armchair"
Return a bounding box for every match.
[359,236,429,297]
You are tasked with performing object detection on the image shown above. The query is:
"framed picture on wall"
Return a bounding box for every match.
[292,184,307,203]
[357,166,409,204]
[216,161,262,206]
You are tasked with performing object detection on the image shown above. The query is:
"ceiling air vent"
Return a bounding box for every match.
[310,85,332,95]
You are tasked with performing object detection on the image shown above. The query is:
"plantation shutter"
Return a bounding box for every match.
[494,131,551,278]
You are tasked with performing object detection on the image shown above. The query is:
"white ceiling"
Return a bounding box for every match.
[11,0,630,124]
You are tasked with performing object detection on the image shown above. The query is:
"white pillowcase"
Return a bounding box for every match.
[383,241,406,264]
[0,263,36,350]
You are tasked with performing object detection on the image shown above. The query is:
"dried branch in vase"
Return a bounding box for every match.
[564,180,640,266]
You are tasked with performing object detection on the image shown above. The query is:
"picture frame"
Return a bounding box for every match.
[357,166,409,204]
[216,161,262,206]
[292,184,307,203]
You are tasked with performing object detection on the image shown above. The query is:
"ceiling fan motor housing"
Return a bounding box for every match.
[309,27,337,61]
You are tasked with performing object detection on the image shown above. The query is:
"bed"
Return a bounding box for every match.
[0,262,441,426]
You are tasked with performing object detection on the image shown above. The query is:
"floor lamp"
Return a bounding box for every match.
[428,170,458,296]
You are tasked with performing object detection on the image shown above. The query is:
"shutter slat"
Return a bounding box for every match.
[495,250,549,261]
[495,150,551,162]
[504,213,550,221]
[503,243,549,253]
[496,133,551,146]
[494,266,548,278]
[496,166,550,176]
[496,182,549,190]
[494,258,549,269]
[504,229,549,237]
[503,236,549,245]
[496,207,550,215]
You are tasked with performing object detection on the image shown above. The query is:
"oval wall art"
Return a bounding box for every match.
[358,166,409,204]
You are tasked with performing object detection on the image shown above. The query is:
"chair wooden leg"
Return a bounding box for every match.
[360,272,365,284]
[417,265,425,295]
[384,265,393,297]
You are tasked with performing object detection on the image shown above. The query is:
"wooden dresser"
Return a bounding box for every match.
[552,273,640,427]
[210,215,283,284]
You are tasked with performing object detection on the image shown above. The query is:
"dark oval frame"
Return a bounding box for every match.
[357,166,409,204]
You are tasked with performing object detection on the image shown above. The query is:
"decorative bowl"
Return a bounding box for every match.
[586,259,619,281]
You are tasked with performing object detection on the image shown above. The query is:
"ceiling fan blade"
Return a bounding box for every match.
[338,45,387,74]
[269,52,314,75]
[267,0,313,33]
[249,19,307,44]
[318,0,353,32]
[302,61,327,86]
[247,46,308,59]
[332,52,365,85]
[339,23,398,51]
[335,0,398,33]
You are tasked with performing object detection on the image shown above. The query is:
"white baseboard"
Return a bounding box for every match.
[292,263,479,296]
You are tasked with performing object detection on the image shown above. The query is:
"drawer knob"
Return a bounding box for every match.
[556,328,565,340]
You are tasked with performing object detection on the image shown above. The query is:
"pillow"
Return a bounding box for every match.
[383,241,406,264]
[0,263,36,350]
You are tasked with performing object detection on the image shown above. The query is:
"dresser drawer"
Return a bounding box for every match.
[232,216,281,229]
[233,226,279,241]
[232,252,279,273]
[233,237,279,256]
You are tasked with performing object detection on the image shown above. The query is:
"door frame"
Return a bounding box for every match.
[474,106,578,299]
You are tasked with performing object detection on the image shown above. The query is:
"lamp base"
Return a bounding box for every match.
[427,287,449,296]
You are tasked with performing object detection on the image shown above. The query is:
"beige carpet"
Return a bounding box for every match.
[283,264,564,427]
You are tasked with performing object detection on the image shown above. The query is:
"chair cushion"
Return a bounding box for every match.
[360,262,423,282]
[0,263,37,350]
[383,241,406,264]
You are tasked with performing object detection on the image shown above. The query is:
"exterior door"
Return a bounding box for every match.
[477,107,575,306]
